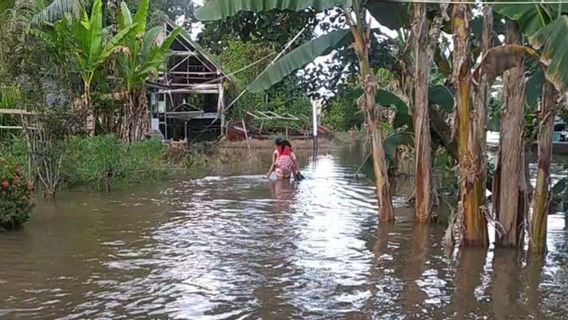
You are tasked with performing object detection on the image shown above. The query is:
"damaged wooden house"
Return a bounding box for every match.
[147,19,232,142]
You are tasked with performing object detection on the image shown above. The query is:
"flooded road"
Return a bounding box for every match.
[1,145,568,319]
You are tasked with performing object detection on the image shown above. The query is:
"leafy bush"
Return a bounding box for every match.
[0,159,33,231]
[64,135,169,189]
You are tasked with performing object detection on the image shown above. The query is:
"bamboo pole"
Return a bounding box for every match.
[242,118,251,156]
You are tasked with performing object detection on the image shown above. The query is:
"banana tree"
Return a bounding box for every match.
[115,0,181,144]
[451,2,489,246]
[196,0,403,221]
[490,19,531,248]
[411,4,444,223]
[45,0,135,136]
[494,3,568,253]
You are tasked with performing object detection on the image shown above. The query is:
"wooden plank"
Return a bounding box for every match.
[0,109,34,115]
[169,71,217,75]
[157,88,219,94]
[0,125,37,130]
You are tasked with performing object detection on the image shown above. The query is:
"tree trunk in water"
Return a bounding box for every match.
[412,3,434,223]
[121,90,150,144]
[530,80,558,254]
[452,3,488,246]
[492,21,527,248]
[351,24,394,222]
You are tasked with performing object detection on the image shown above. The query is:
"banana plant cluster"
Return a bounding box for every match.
[36,0,180,141]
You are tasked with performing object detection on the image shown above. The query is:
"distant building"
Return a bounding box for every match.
[147,19,233,141]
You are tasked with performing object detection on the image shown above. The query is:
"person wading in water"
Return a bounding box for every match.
[266,138,303,180]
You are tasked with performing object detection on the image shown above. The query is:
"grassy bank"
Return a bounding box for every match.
[0,135,196,193]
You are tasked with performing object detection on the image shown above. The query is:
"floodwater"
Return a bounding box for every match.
[1,144,568,319]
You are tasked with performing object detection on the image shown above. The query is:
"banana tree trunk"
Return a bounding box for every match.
[412,3,434,223]
[493,21,527,248]
[530,80,558,254]
[351,24,394,222]
[452,2,488,246]
[85,87,95,137]
[121,89,150,144]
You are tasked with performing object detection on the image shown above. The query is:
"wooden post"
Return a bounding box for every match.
[312,99,318,159]
[242,118,251,155]
[218,82,225,138]
[184,121,188,141]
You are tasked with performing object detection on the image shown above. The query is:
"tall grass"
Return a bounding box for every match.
[64,135,171,189]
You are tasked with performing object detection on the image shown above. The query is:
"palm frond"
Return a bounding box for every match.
[32,0,87,24]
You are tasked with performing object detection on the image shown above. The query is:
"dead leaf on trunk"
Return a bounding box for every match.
[473,44,537,85]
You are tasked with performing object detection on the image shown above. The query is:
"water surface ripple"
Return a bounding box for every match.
[1,150,568,319]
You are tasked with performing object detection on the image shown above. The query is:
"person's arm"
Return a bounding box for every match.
[291,152,299,174]
[266,150,277,177]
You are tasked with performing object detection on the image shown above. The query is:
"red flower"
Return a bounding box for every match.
[1,180,9,189]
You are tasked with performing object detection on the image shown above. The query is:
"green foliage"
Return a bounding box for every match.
[529,16,568,93]
[195,0,346,21]
[247,29,351,93]
[64,135,169,188]
[0,158,33,231]
[217,40,274,118]
[217,40,311,123]
[495,4,568,93]
[198,9,316,55]
[366,2,410,30]
[33,0,86,24]
[41,0,136,90]
[322,85,364,131]
[116,0,182,92]
[429,85,454,113]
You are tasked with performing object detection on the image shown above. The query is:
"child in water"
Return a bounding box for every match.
[266,138,300,180]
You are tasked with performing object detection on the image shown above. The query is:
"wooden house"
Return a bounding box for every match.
[147,19,232,141]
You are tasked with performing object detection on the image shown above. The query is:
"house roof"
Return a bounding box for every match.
[164,18,236,83]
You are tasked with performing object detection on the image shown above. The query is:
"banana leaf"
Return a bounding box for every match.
[196,0,348,21]
[247,29,351,93]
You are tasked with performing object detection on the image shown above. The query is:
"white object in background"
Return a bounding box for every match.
[312,100,319,137]
[151,118,160,131]
[158,100,166,113]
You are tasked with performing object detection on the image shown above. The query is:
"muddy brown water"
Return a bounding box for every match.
[1,144,568,319]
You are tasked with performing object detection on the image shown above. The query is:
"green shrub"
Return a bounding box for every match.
[0,158,33,231]
[64,135,170,189]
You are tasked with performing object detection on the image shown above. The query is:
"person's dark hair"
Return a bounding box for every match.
[275,138,283,146]
[282,139,292,149]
